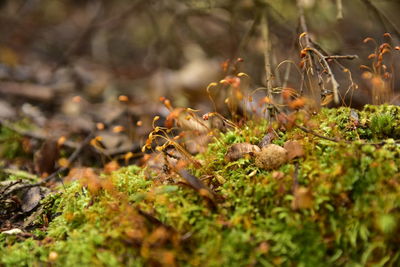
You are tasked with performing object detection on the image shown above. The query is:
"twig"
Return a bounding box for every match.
[95,0,145,28]
[296,0,316,97]
[0,180,21,196]
[361,0,400,39]
[324,55,358,60]
[303,47,340,104]
[295,122,400,146]
[261,9,273,98]
[294,123,341,143]
[292,161,299,192]
[297,1,311,48]
[178,169,216,209]
[0,118,79,149]
[51,1,103,71]
[40,132,94,184]
[102,144,141,157]
[136,208,177,233]
[1,132,95,196]
[336,0,343,20]
[235,11,261,64]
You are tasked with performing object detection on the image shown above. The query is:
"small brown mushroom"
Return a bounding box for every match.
[254,144,288,170]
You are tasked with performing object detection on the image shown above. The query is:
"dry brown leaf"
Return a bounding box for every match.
[21,187,42,212]
[284,140,304,161]
[225,143,260,162]
[34,140,59,177]
[258,132,275,148]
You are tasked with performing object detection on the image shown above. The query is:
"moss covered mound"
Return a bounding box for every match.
[1,105,400,266]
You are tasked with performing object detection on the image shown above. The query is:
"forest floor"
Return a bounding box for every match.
[1,104,399,266]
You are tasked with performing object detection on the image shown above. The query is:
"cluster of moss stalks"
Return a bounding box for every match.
[1,105,400,266]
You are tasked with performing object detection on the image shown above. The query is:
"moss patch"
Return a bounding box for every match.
[1,105,400,266]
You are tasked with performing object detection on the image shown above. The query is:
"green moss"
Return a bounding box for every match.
[0,120,34,160]
[0,127,25,159]
[317,104,400,141]
[1,106,400,266]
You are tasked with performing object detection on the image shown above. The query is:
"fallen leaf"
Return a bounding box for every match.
[284,140,304,160]
[225,143,260,162]
[258,132,275,148]
[34,139,59,177]
[21,187,42,212]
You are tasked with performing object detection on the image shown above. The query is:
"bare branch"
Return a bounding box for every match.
[324,55,358,60]
[261,10,273,98]
[303,47,340,104]
[361,0,400,39]
[336,0,343,20]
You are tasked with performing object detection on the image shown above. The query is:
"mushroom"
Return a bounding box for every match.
[254,144,288,170]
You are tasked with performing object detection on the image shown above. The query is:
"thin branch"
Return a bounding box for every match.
[294,123,341,143]
[0,132,95,197]
[235,11,261,62]
[304,47,340,104]
[324,55,358,60]
[297,1,311,48]
[296,0,315,96]
[0,118,79,149]
[295,122,399,146]
[51,1,103,71]
[361,0,400,39]
[336,0,343,20]
[292,161,299,192]
[261,10,273,98]
[282,59,292,89]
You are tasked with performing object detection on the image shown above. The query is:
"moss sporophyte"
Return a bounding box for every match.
[1,105,400,266]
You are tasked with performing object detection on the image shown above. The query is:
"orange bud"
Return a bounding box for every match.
[112,125,125,133]
[383,33,392,38]
[361,71,373,79]
[96,122,105,130]
[58,158,70,168]
[57,136,66,146]
[118,95,129,102]
[72,96,81,103]
[363,37,374,43]
[300,49,308,58]
[163,99,172,110]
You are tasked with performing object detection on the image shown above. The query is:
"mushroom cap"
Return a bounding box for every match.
[255,144,288,170]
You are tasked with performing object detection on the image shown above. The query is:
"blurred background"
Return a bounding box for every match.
[0,0,399,158]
